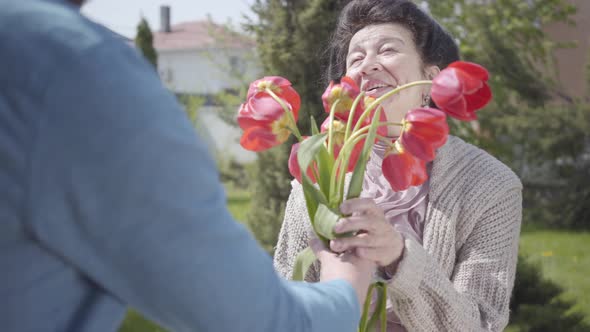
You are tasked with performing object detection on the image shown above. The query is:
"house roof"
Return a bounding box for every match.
[153,20,255,51]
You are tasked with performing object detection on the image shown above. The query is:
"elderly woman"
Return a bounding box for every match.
[273,0,523,331]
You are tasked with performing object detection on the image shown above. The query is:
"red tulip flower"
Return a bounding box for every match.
[322,76,363,121]
[320,117,347,137]
[382,141,428,191]
[288,139,318,184]
[399,108,449,162]
[430,61,492,121]
[247,76,301,113]
[238,92,299,152]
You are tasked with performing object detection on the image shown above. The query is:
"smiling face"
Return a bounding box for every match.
[346,23,439,136]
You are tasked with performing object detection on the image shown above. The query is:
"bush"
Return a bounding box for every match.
[217,155,252,190]
[509,254,590,331]
[245,145,291,254]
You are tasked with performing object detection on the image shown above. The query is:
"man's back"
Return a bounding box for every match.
[0,1,360,331]
[0,1,131,331]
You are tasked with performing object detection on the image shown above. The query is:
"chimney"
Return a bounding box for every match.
[160,5,171,33]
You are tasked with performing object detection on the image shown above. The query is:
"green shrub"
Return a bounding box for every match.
[509,254,590,331]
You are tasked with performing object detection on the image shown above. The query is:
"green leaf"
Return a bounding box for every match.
[291,246,316,281]
[309,118,331,200]
[316,143,334,199]
[298,133,328,176]
[347,108,382,199]
[314,203,340,240]
[310,115,320,136]
[298,133,329,230]
[301,180,329,239]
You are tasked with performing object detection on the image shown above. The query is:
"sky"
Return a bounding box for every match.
[82,0,255,38]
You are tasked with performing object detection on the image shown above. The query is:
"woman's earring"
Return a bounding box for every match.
[421,94,431,107]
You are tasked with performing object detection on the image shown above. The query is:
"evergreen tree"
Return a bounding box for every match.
[510,254,590,331]
[135,17,158,69]
[244,0,346,253]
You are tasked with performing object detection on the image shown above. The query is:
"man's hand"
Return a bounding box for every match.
[310,238,376,307]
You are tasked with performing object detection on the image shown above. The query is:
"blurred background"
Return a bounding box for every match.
[82,0,589,331]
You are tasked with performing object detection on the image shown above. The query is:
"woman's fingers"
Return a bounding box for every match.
[334,197,404,267]
[310,237,333,259]
[330,232,371,252]
[340,197,381,216]
[330,231,391,252]
[334,216,380,234]
[330,241,390,266]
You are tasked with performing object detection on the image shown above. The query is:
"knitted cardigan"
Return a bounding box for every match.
[273,136,523,331]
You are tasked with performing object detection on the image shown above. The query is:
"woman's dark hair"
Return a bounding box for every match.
[325,0,460,84]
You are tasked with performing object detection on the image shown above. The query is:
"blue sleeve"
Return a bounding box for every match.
[27,40,360,331]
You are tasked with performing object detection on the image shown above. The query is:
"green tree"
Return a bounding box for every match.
[200,17,260,125]
[244,0,346,253]
[424,0,590,325]
[425,0,590,229]
[195,19,261,190]
[135,17,158,69]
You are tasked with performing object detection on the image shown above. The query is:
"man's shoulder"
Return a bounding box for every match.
[3,1,110,50]
[1,1,134,88]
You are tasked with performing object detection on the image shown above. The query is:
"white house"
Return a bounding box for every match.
[153,6,259,163]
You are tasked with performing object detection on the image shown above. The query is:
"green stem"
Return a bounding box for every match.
[327,100,341,156]
[352,80,433,135]
[328,126,371,203]
[335,133,398,201]
[265,88,303,141]
[343,121,402,151]
[380,283,387,332]
[366,282,388,332]
[359,282,377,332]
[330,133,368,203]
[286,126,304,142]
[375,135,396,147]
[380,121,403,127]
[342,120,399,152]
[345,91,366,141]
[328,120,400,202]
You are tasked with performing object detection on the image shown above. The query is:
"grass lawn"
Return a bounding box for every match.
[225,186,252,224]
[118,185,252,332]
[518,229,590,325]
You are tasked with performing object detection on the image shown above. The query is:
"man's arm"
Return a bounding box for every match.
[27,40,360,332]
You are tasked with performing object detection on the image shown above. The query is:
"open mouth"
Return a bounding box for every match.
[363,83,395,97]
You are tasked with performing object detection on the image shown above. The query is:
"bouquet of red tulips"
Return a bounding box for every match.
[237,61,492,331]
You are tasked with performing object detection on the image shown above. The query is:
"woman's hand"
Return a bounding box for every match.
[330,197,404,267]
